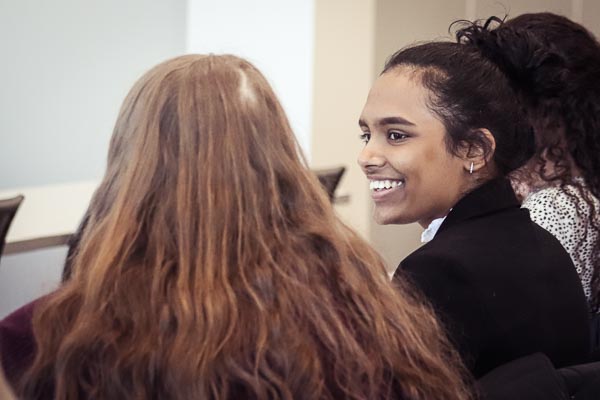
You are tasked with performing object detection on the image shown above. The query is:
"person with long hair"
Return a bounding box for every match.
[0,54,471,400]
[358,41,590,378]
[456,12,600,319]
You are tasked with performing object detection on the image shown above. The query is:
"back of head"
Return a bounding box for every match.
[21,55,471,400]
[383,41,534,179]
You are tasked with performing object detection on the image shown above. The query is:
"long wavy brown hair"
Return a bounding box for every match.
[20,54,471,400]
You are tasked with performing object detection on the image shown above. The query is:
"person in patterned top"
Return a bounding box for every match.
[457,13,600,318]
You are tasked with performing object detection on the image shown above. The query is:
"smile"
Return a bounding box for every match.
[369,179,404,191]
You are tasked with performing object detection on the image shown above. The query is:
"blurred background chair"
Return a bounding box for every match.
[313,166,346,201]
[0,195,24,259]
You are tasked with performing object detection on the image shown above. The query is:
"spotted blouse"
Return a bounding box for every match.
[523,183,599,312]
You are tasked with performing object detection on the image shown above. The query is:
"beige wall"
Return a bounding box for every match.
[312,0,600,273]
[375,0,466,70]
[311,0,377,238]
[474,0,571,19]
[583,0,600,39]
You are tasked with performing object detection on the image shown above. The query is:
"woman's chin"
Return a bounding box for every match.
[373,209,414,226]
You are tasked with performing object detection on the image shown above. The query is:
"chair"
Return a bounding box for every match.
[313,166,346,201]
[558,360,600,399]
[477,353,600,400]
[0,195,24,258]
[477,353,569,400]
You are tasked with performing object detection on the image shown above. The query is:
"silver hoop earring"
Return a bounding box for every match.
[469,162,474,174]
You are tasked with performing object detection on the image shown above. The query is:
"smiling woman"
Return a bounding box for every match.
[359,70,466,227]
[358,41,592,378]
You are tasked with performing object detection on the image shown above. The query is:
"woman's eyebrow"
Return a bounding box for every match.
[359,116,415,128]
[377,116,416,126]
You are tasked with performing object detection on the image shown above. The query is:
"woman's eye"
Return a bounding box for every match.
[359,132,370,143]
[388,131,408,141]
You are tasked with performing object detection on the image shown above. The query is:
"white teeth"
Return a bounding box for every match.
[369,179,404,191]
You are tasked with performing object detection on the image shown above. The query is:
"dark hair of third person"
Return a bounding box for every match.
[456,13,600,312]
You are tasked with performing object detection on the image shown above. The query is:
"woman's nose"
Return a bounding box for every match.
[357,142,386,172]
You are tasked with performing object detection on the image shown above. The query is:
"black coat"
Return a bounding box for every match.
[395,178,590,378]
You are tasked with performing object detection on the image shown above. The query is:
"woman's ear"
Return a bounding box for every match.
[460,128,496,174]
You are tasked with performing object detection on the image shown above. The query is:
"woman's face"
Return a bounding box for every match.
[358,69,470,228]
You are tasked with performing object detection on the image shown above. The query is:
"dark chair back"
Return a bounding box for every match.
[313,166,346,201]
[558,360,600,400]
[0,195,24,258]
[477,353,600,400]
[477,353,569,400]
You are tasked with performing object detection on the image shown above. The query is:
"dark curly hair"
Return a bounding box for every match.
[383,41,534,179]
[456,13,600,312]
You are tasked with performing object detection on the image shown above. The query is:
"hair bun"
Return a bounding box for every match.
[455,16,537,92]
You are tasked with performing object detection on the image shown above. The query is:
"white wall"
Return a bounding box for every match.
[187,0,315,155]
[0,0,187,318]
[0,247,68,319]
[0,0,187,189]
